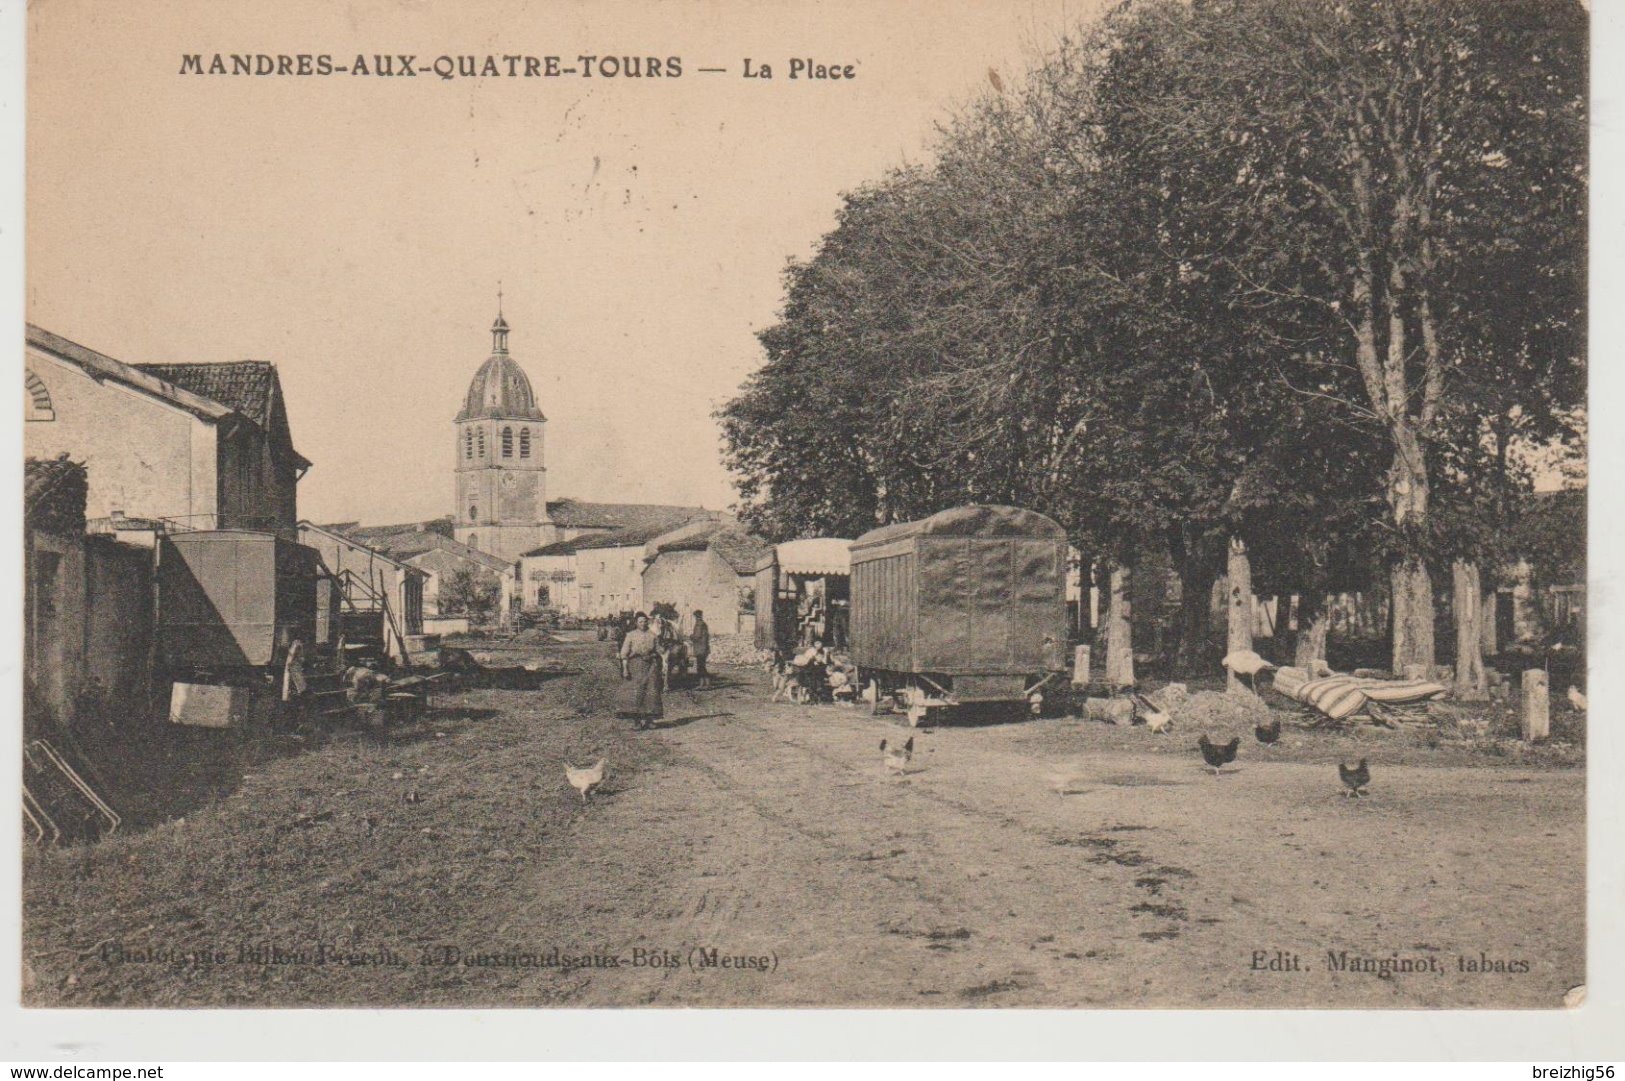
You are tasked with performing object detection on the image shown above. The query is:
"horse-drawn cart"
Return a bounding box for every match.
[850,505,1069,725]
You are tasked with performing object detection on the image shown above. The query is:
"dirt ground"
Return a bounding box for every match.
[23,634,1585,1008]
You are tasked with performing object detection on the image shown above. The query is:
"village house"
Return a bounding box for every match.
[541,498,715,548]
[26,325,309,540]
[518,535,588,613]
[295,522,428,662]
[573,516,723,618]
[643,522,766,637]
[335,521,517,627]
[515,503,716,616]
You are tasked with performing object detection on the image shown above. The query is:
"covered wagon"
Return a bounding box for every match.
[850,505,1069,725]
[157,530,333,683]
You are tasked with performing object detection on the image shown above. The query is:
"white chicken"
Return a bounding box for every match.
[880,737,914,775]
[1567,685,1587,712]
[1222,649,1276,693]
[1131,692,1172,733]
[564,759,606,805]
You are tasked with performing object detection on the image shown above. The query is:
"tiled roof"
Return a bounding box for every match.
[25,455,88,534]
[342,518,455,541]
[134,360,308,469]
[653,524,767,575]
[297,521,428,576]
[522,537,590,558]
[545,498,712,531]
[135,361,277,429]
[343,524,511,573]
[573,516,716,551]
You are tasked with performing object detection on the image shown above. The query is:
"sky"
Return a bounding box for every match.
[27,0,1105,526]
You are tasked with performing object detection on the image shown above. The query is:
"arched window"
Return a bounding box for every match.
[464,429,473,459]
[501,427,513,458]
[469,505,478,521]
[25,369,53,422]
[519,428,531,459]
[477,429,486,457]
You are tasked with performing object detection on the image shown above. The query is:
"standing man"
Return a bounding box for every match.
[690,609,711,690]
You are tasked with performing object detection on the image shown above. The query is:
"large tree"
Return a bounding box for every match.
[1085,0,1586,672]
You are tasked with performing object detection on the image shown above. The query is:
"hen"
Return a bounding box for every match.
[1567,686,1588,712]
[1338,758,1370,798]
[1197,735,1240,776]
[1131,693,1172,734]
[1222,649,1277,694]
[1254,719,1281,748]
[565,759,607,805]
[880,736,914,774]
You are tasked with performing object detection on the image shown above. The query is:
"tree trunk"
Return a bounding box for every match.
[1479,587,1498,657]
[1452,560,1489,701]
[1224,537,1254,692]
[1105,563,1135,688]
[1174,555,1216,678]
[1390,557,1435,676]
[1387,421,1437,675]
[1293,594,1331,672]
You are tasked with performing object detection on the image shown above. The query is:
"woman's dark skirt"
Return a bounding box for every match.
[617,652,664,724]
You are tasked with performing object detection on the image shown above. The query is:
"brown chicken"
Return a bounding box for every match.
[1197,735,1240,776]
[1338,758,1370,797]
[1254,719,1281,747]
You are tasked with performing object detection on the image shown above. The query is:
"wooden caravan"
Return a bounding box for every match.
[850,505,1068,723]
[156,530,324,677]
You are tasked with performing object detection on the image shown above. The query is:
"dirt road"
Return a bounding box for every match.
[24,636,1584,1008]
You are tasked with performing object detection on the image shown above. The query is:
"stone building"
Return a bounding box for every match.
[643,523,766,636]
[337,522,516,624]
[25,325,309,539]
[519,535,588,612]
[517,501,715,615]
[26,457,162,730]
[296,522,428,659]
[573,518,720,618]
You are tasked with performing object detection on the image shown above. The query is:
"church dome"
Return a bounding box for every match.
[455,314,547,423]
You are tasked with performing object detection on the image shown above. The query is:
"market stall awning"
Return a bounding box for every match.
[775,538,852,577]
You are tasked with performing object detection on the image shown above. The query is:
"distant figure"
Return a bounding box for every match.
[827,650,857,702]
[790,636,831,703]
[345,660,386,706]
[617,612,664,730]
[690,609,711,689]
[282,638,308,703]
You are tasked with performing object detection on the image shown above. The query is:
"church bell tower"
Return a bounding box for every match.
[453,301,549,563]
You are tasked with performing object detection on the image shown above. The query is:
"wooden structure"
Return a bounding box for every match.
[754,538,852,654]
[850,505,1068,723]
[156,530,327,677]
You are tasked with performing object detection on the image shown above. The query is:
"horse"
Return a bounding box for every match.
[647,601,690,688]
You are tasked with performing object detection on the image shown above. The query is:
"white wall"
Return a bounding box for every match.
[26,346,219,527]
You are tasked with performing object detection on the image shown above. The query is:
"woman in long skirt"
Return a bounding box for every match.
[618,612,664,729]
